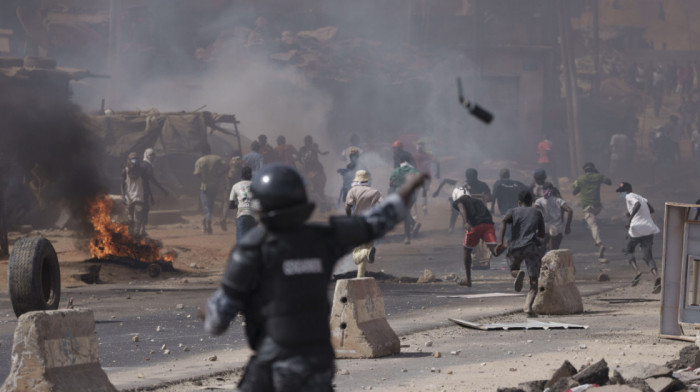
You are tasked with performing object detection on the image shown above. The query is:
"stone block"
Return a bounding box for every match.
[546,360,578,389]
[532,249,583,315]
[330,278,400,358]
[0,309,117,392]
[645,377,683,392]
[573,359,609,386]
[611,363,672,384]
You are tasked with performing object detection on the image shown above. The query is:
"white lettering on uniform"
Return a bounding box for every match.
[282,259,323,275]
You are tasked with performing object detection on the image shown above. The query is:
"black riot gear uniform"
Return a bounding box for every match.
[205,164,414,392]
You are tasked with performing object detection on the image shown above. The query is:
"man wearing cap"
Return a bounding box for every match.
[573,162,612,260]
[392,140,416,169]
[616,182,661,293]
[346,170,382,277]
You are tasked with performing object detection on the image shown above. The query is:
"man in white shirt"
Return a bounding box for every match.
[534,185,572,250]
[345,170,382,277]
[616,182,661,293]
[229,166,257,241]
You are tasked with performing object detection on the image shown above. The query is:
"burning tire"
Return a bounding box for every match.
[9,236,61,317]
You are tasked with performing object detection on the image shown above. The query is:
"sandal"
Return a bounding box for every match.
[457,277,472,287]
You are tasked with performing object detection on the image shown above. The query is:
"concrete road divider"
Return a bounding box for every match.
[532,249,584,315]
[330,278,400,358]
[0,309,117,392]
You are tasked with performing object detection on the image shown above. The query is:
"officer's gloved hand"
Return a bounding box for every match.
[203,288,239,336]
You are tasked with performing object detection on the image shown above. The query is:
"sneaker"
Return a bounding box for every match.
[652,277,662,294]
[514,270,525,292]
[631,272,642,287]
[368,247,376,264]
[412,222,422,236]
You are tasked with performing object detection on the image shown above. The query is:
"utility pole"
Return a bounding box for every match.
[107,0,121,110]
[557,0,582,178]
[592,0,601,98]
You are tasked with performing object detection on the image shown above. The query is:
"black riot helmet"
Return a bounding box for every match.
[250,164,315,229]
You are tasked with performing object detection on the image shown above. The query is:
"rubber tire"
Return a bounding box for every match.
[9,236,61,317]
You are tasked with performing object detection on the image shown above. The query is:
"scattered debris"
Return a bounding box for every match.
[433,351,441,358]
[417,269,436,284]
[207,355,217,362]
[500,346,700,392]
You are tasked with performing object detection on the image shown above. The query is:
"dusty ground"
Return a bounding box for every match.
[132,283,686,392]
[0,164,694,392]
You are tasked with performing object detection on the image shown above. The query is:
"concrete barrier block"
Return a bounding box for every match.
[330,278,400,358]
[0,309,117,392]
[532,249,584,315]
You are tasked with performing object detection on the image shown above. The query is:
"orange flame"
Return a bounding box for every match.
[88,195,174,263]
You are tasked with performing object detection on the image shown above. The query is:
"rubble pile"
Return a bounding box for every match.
[497,345,700,392]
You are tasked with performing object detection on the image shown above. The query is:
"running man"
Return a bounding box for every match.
[616,182,661,293]
[573,162,612,261]
[498,190,545,316]
[453,191,501,287]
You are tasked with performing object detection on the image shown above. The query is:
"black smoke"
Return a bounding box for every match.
[0,74,105,229]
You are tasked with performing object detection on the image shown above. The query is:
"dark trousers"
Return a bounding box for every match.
[236,215,258,241]
[239,337,334,392]
[624,234,657,270]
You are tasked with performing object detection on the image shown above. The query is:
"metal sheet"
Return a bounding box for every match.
[449,318,588,331]
[437,293,524,299]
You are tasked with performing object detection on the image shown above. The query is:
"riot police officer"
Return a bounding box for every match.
[203,163,428,391]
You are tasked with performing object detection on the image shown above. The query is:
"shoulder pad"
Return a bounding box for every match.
[222,245,261,293]
[237,226,267,248]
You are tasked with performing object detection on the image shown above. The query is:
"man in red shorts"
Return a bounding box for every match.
[453,190,501,287]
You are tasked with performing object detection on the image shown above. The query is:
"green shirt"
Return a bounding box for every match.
[573,172,611,209]
[194,154,226,192]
